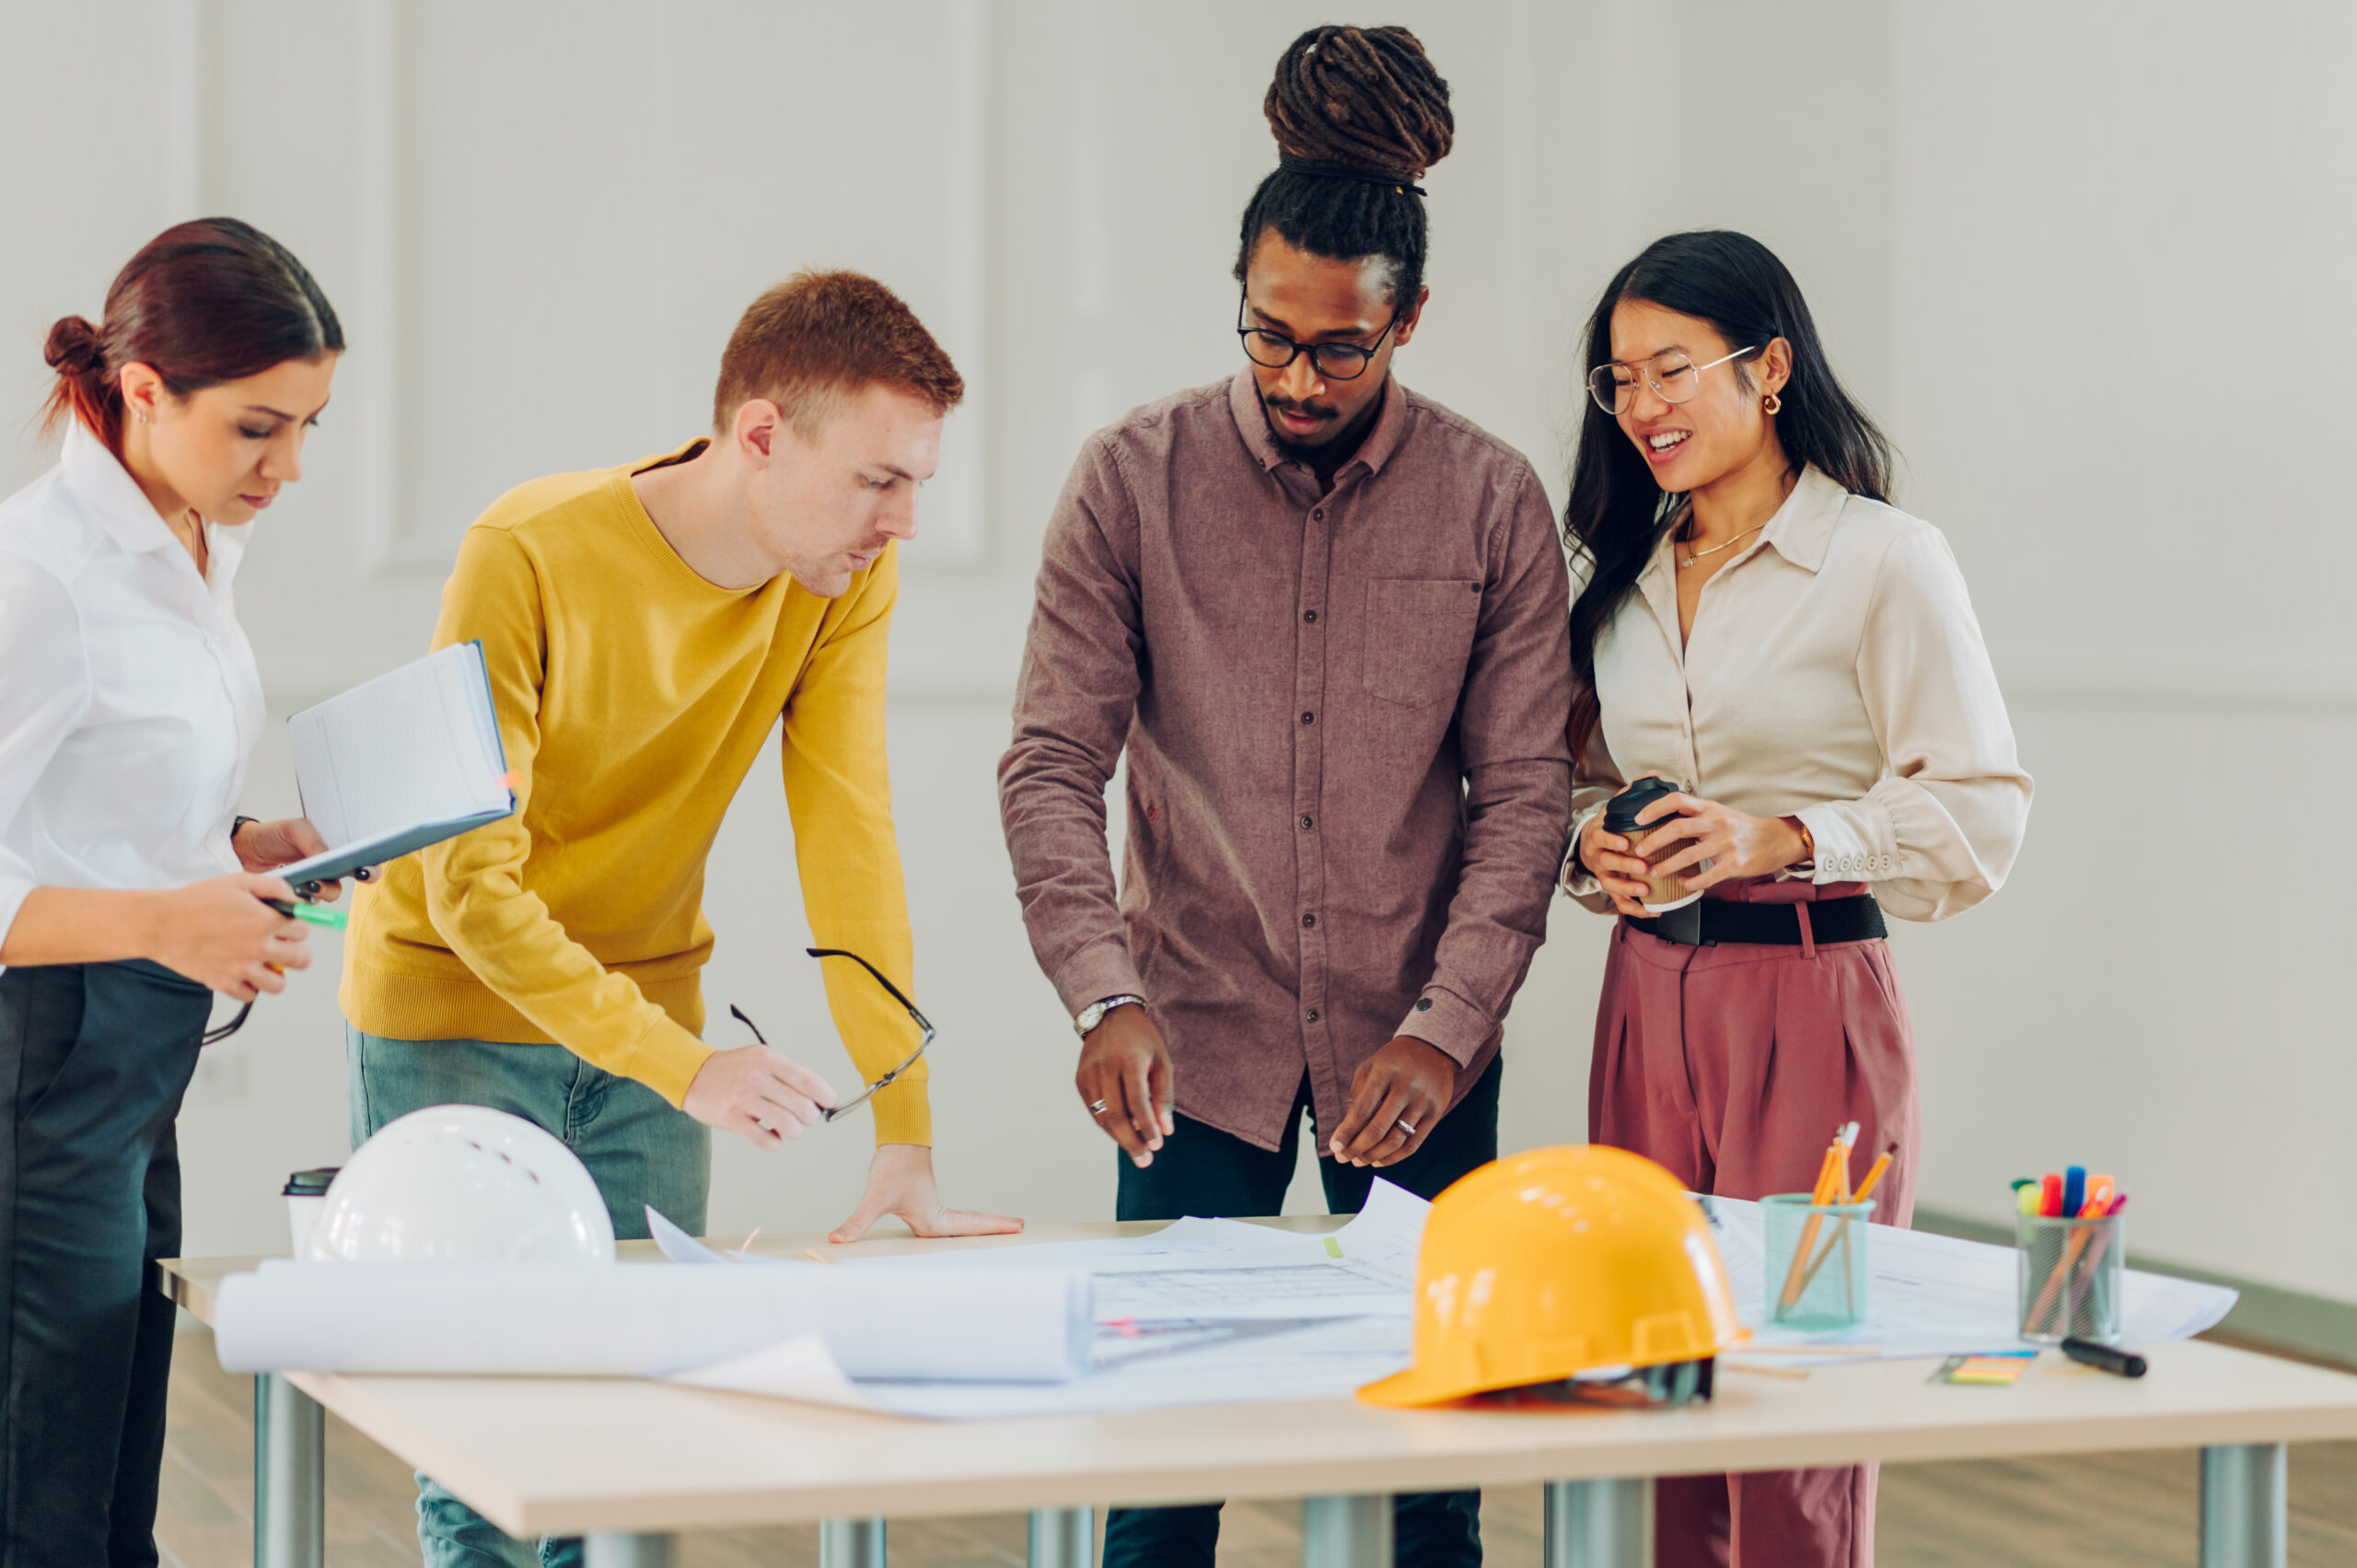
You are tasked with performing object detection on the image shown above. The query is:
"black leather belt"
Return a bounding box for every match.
[1626,894,1886,947]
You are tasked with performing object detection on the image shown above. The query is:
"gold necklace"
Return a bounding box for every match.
[1678,522,1763,569]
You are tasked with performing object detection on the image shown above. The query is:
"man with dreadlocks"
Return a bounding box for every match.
[999,25,1571,1567]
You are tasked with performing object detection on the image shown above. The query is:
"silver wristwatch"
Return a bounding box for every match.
[1074,994,1146,1039]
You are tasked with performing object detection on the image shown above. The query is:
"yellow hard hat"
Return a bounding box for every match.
[1360,1144,1747,1408]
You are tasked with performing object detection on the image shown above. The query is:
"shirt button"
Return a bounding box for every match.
[1312,508,1325,522]
[1415,998,1433,1012]
[1306,1009,1320,1024]
[1300,712,1315,726]
[1299,814,1313,830]
[1301,912,1317,929]
[1303,610,1318,624]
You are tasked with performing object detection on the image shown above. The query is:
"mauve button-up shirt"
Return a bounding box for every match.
[998,370,1573,1151]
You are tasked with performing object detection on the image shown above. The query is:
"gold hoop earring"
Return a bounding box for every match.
[1763,391,1782,415]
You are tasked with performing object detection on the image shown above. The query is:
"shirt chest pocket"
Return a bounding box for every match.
[1362,578,1481,709]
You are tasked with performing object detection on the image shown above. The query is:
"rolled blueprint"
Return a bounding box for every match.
[213,1260,1093,1382]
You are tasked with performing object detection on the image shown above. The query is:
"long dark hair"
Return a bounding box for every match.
[1564,230,1894,762]
[42,216,343,459]
[1233,25,1453,309]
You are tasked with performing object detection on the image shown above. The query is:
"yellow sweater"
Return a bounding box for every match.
[340,442,929,1145]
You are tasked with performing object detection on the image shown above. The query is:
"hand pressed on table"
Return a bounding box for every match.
[828,1143,1024,1245]
[1074,1003,1174,1167]
[1329,1034,1458,1168]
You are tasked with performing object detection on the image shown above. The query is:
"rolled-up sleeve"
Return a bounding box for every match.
[0,554,91,967]
[998,437,1150,1016]
[1397,468,1574,1060]
[1795,526,2032,921]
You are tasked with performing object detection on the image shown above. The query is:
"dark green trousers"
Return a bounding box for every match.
[0,959,207,1568]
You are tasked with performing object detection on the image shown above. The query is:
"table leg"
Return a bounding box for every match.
[1299,1493,1390,1568]
[583,1533,675,1568]
[2200,1443,2287,1568]
[1543,1478,1653,1568]
[251,1372,324,1568]
[819,1516,888,1568]
[1028,1505,1094,1567]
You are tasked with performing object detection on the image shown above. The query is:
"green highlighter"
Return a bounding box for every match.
[263,898,347,931]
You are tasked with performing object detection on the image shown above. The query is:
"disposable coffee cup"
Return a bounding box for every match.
[284,1167,339,1259]
[1602,778,1708,914]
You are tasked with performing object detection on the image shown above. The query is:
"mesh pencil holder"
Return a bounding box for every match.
[2016,1212,2124,1345]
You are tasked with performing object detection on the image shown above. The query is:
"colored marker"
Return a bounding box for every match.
[263,898,346,931]
[2061,1166,2086,1220]
[2039,1174,2063,1217]
[2061,1338,2146,1377]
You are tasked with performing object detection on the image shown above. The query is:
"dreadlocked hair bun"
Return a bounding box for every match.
[1235,26,1454,310]
[1264,25,1454,181]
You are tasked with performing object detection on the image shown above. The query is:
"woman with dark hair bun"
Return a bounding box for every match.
[1560,231,2031,1568]
[0,217,343,1565]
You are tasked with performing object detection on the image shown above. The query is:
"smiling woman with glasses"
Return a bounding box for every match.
[1557,229,2031,1568]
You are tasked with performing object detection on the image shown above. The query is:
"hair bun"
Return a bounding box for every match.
[44,316,107,377]
[1264,25,1454,183]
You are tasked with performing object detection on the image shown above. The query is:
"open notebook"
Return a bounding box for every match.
[275,642,517,891]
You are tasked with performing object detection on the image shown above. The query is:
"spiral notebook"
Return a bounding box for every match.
[274,642,517,891]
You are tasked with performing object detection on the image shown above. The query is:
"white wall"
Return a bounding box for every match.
[1,2,2347,1302]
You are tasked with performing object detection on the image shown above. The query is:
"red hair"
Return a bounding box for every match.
[42,216,343,458]
[712,270,962,436]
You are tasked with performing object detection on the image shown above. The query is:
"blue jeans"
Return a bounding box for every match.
[345,1027,712,1568]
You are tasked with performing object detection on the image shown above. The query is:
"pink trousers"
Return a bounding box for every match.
[1589,883,1920,1568]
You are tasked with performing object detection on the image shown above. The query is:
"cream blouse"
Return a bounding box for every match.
[1562,464,2030,923]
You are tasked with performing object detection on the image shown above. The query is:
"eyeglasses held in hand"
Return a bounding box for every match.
[729,947,935,1124]
[1587,344,1762,416]
[1237,294,1402,382]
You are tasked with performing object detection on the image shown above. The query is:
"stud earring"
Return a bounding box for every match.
[135,411,146,424]
[1763,391,1782,415]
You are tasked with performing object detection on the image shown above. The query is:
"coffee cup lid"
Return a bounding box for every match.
[1603,776,1683,832]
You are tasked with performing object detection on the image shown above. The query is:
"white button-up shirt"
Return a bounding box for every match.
[1562,464,2031,923]
[0,421,265,963]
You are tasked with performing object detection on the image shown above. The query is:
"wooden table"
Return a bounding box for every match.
[163,1219,2357,1568]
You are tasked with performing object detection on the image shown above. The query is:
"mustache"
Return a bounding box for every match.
[1264,392,1341,421]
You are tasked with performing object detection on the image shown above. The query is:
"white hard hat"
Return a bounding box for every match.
[305,1105,617,1264]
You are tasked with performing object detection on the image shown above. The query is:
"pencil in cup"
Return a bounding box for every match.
[1778,1123,1857,1310]
[2016,1208,2126,1343]
[1763,1194,1873,1330]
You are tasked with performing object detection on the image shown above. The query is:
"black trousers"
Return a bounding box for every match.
[1104,1054,1502,1568]
[0,960,207,1568]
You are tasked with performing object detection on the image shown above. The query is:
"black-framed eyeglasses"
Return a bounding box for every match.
[1237,295,1401,382]
[729,947,935,1124]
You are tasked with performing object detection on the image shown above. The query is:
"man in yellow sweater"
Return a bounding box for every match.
[343,273,1016,1564]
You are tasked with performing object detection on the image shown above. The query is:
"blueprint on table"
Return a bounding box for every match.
[652,1179,2239,1418]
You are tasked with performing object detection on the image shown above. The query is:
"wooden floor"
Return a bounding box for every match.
[157,1331,2354,1567]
